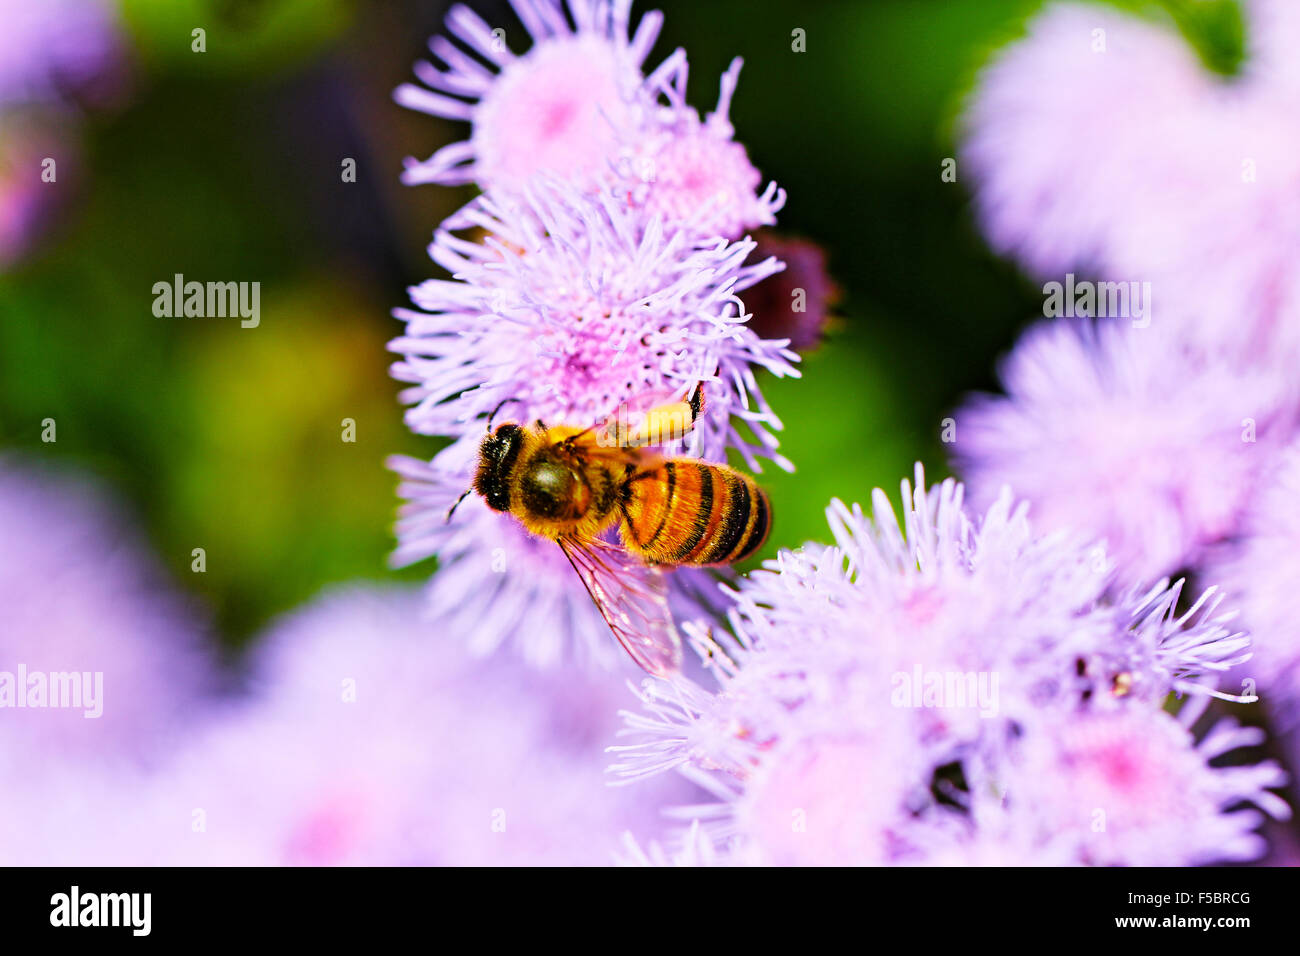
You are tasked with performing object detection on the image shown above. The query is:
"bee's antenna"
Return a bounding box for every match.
[445,489,471,523]
[486,397,521,432]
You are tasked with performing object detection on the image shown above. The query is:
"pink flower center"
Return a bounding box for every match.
[472,36,633,189]
[284,793,366,865]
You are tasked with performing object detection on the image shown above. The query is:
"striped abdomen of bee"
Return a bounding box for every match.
[620,460,770,566]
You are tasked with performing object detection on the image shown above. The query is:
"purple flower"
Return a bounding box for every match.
[981,706,1289,866]
[395,0,664,189]
[0,0,129,269]
[961,0,1300,366]
[0,756,156,866]
[0,458,210,766]
[117,586,700,865]
[951,318,1293,584]
[0,460,210,866]
[618,54,784,241]
[395,0,783,243]
[613,466,1285,864]
[387,181,798,668]
[961,2,1216,281]
[1208,442,1300,725]
[391,181,795,464]
[0,116,72,268]
[1246,0,1300,100]
[387,2,823,676]
[0,0,129,109]
[742,231,839,352]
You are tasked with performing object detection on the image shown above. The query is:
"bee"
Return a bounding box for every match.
[454,386,770,677]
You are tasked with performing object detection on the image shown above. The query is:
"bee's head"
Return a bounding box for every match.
[473,423,524,512]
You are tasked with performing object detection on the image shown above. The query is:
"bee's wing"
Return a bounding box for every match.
[558,535,682,678]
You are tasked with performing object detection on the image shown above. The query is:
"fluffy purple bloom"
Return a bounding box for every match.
[983,705,1288,866]
[391,181,795,464]
[951,318,1295,584]
[961,0,1300,365]
[618,819,720,866]
[961,2,1217,280]
[0,0,129,109]
[387,0,812,673]
[387,181,798,668]
[613,467,1285,865]
[1209,443,1300,724]
[396,0,783,243]
[396,0,663,189]
[102,586,700,866]
[0,458,209,765]
[616,53,784,241]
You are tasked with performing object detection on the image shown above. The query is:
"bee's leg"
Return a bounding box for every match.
[621,384,706,447]
[559,425,596,449]
[688,381,704,423]
[445,489,471,522]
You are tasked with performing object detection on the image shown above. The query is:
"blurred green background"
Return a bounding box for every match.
[0,0,1241,647]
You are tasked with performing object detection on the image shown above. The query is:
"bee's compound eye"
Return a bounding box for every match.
[475,424,523,511]
[489,423,522,457]
[521,460,579,520]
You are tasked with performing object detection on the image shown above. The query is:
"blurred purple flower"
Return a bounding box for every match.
[612,467,1285,864]
[0,116,71,268]
[0,0,129,109]
[123,586,699,865]
[960,2,1216,281]
[1209,443,1300,726]
[951,318,1294,584]
[1246,0,1300,100]
[0,754,156,865]
[986,706,1289,866]
[961,0,1300,365]
[0,0,130,270]
[618,819,720,866]
[743,231,839,352]
[0,458,210,766]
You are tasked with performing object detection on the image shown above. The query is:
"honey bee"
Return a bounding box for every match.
[455,386,770,677]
